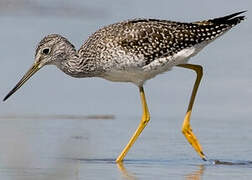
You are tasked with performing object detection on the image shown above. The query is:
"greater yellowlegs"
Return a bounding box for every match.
[3,11,245,162]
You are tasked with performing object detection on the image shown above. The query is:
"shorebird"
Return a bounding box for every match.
[3,11,245,162]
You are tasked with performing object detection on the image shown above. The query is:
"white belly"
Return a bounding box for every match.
[102,41,210,86]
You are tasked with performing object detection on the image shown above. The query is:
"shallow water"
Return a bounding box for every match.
[0,0,252,179]
[0,115,251,180]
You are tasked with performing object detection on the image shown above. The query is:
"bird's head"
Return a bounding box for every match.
[3,34,75,101]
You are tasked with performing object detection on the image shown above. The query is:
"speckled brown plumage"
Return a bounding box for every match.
[76,11,245,76]
[46,11,245,85]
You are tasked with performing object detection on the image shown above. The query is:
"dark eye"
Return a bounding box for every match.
[42,48,50,55]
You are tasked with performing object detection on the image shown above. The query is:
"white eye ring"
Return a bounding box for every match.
[42,48,50,55]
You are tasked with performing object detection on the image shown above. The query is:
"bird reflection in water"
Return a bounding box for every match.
[117,162,137,180]
[185,165,205,180]
[117,162,205,180]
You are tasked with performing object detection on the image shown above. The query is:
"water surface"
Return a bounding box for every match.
[0,115,251,179]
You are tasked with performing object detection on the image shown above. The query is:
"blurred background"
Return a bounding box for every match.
[0,1,251,179]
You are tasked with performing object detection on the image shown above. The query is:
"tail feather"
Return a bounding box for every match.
[191,11,246,46]
[209,11,246,26]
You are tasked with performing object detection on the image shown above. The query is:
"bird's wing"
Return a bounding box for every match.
[117,12,245,66]
[118,19,192,66]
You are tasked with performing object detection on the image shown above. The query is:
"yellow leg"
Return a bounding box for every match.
[116,86,150,163]
[177,64,207,161]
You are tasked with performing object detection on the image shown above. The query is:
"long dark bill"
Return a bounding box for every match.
[3,63,41,101]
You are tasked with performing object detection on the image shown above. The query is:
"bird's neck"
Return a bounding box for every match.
[58,50,101,78]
